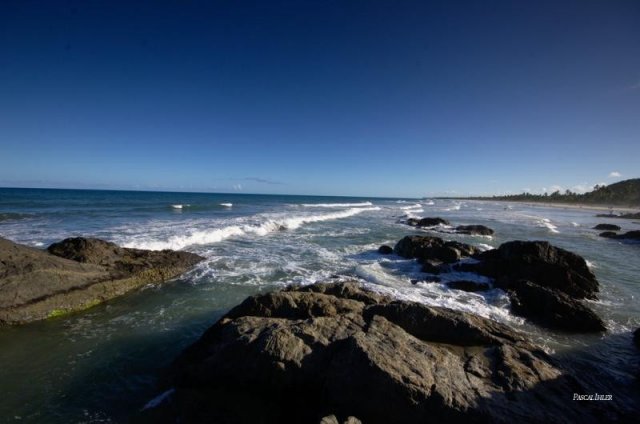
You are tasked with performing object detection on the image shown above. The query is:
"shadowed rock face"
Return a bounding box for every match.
[472,240,599,299]
[456,240,605,332]
[0,237,203,324]
[143,282,617,424]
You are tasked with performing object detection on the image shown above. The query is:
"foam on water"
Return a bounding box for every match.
[122,207,381,251]
[302,201,373,208]
[220,203,233,207]
[399,203,422,210]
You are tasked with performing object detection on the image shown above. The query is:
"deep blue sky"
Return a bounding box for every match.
[1,0,639,197]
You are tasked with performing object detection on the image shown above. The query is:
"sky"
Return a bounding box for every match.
[1,0,639,198]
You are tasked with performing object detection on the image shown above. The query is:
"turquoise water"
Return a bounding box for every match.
[0,188,639,421]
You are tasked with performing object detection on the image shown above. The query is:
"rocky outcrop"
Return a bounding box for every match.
[394,235,478,265]
[469,241,598,299]
[634,328,640,349]
[508,280,606,332]
[0,237,203,324]
[406,217,450,227]
[593,223,621,231]
[377,245,393,255]
[457,240,604,332]
[599,231,640,241]
[143,282,616,424]
[455,225,495,235]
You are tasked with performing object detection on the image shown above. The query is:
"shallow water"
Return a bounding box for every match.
[0,188,639,421]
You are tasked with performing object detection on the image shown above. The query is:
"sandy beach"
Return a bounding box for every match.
[473,199,640,214]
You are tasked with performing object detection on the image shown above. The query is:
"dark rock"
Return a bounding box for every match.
[394,235,477,264]
[148,282,617,424]
[473,241,599,299]
[377,245,393,255]
[0,237,203,325]
[508,280,606,333]
[634,328,640,349]
[417,217,450,227]
[458,240,605,333]
[447,280,491,292]
[599,230,640,241]
[406,218,420,226]
[593,224,621,231]
[615,231,640,241]
[455,225,495,236]
[421,259,446,274]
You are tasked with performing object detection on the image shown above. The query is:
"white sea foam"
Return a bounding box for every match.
[422,200,435,206]
[352,264,516,324]
[538,218,559,233]
[170,204,190,209]
[476,243,494,251]
[124,207,381,250]
[399,203,422,210]
[302,201,373,208]
[220,203,233,207]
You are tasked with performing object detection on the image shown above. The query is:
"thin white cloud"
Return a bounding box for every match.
[608,171,622,178]
[571,184,591,194]
[549,185,563,193]
[233,184,243,191]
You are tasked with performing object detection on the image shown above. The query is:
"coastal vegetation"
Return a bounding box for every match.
[462,178,640,207]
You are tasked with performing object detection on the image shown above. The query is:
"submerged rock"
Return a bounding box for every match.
[455,225,495,235]
[145,282,617,424]
[593,223,621,231]
[0,237,203,325]
[377,245,393,255]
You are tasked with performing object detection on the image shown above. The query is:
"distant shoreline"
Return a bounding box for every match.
[450,198,640,214]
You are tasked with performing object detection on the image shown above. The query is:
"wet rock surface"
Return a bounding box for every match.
[0,237,203,324]
[593,224,621,231]
[143,282,620,424]
[599,230,640,241]
[455,225,495,235]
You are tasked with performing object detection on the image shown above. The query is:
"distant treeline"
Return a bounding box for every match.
[462,178,640,207]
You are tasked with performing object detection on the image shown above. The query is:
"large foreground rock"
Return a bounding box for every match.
[0,237,203,324]
[143,282,617,423]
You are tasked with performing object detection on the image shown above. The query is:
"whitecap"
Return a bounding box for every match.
[302,201,373,208]
[220,203,233,207]
[124,207,381,251]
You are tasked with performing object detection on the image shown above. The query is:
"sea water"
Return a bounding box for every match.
[0,188,638,421]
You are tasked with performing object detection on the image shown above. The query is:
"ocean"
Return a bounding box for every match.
[0,187,638,422]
